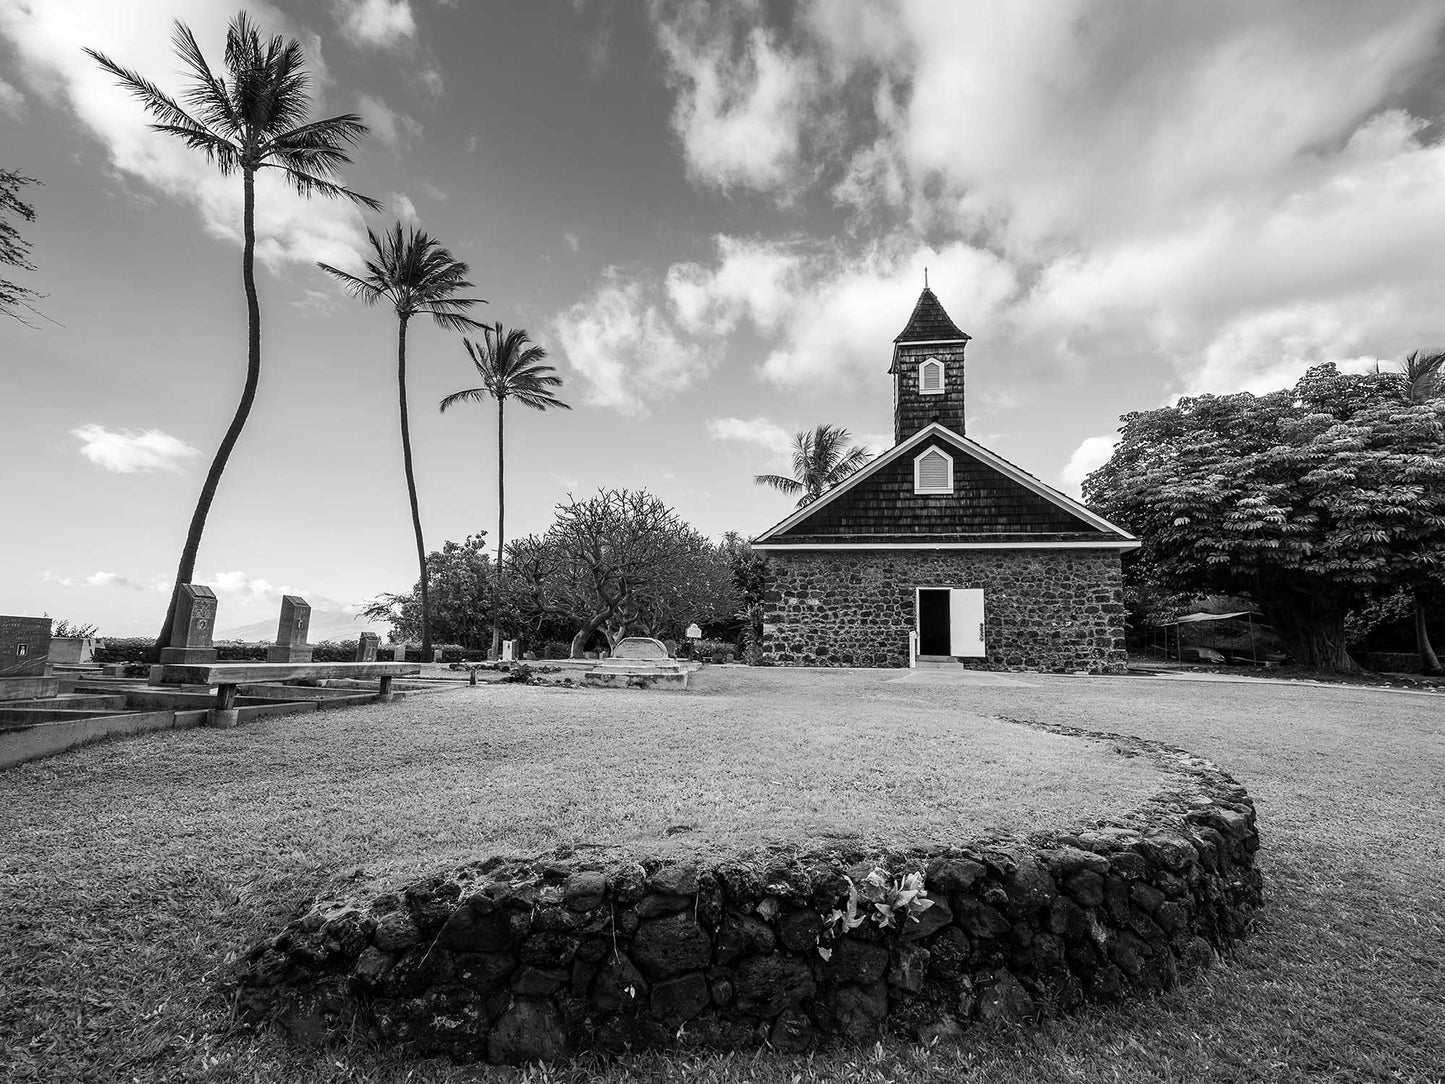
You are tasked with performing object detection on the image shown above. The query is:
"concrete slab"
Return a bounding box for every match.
[0,677,61,702]
[886,670,1037,687]
[0,709,207,769]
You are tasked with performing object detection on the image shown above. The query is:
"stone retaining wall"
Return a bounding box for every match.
[237,722,1261,1065]
[760,550,1127,671]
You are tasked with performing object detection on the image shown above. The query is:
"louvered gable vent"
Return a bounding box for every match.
[919,358,943,393]
[915,447,953,494]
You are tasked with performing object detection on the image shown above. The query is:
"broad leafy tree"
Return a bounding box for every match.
[1397,350,1445,673]
[319,225,485,655]
[440,324,569,658]
[89,14,376,656]
[754,424,872,507]
[507,489,740,656]
[1086,363,1445,673]
[1,169,44,325]
[358,534,495,650]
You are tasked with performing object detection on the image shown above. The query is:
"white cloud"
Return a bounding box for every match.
[1061,435,1118,497]
[71,424,201,474]
[0,75,24,119]
[666,235,802,336]
[358,93,422,150]
[707,415,794,456]
[650,0,819,193]
[756,241,1017,388]
[563,231,581,253]
[390,192,419,225]
[0,0,370,271]
[552,268,716,414]
[86,571,146,592]
[416,66,445,99]
[332,0,415,48]
[631,0,1445,416]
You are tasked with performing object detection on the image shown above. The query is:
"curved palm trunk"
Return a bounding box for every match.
[396,313,431,655]
[1415,586,1443,675]
[492,397,504,659]
[153,165,262,659]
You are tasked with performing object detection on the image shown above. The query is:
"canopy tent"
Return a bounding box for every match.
[1147,610,1269,663]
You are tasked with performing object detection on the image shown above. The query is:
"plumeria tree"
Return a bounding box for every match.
[507,489,740,657]
[89,14,376,657]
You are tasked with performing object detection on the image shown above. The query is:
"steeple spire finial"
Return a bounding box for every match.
[924,266,928,289]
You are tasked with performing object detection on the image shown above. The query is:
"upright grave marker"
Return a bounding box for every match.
[265,595,313,663]
[159,585,219,666]
[0,615,56,701]
[355,633,379,662]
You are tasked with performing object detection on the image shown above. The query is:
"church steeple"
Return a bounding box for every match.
[890,286,970,444]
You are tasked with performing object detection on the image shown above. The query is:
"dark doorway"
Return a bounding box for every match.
[918,589,951,656]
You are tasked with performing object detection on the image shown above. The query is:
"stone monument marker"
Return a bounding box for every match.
[158,585,219,665]
[584,636,690,689]
[613,637,669,660]
[265,595,313,663]
[392,643,407,663]
[355,633,379,662]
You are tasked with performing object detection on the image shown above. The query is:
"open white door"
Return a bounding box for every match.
[949,589,985,657]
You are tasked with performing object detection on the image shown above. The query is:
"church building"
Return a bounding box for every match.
[752,286,1138,672]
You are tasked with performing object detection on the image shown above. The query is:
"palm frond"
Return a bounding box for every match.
[1402,350,1445,403]
[754,474,804,495]
[439,386,489,413]
[268,164,381,208]
[316,263,387,305]
[85,48,218,140]
[171,20,241,137]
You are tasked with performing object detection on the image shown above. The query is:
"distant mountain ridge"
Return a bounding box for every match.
[216,608,388,643]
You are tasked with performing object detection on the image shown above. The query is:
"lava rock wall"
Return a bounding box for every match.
[760,549,1127,671]
[238,726,1260,1065]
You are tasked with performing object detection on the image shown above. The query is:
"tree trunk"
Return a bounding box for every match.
[153,165,262,660]
[1265,587,1361,673]
[492,397,504,660]
[397,313,431,655]
[1415,586,1443,675]
[570,617,605,659]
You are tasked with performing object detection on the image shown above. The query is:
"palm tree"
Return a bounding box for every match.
[88,14,377,657]
[1399,350,1445,675]
[754,424,873,507]
[319,225,486,656]
[440,324,571,658]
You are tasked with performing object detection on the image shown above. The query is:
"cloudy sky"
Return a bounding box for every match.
[4,0,1445,636]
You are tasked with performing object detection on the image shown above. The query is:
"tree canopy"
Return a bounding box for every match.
[1,169,43,325]
[359,534,495,649]
[755,424,872,507]
[507,489,740,656]
[1085,363,1445,672]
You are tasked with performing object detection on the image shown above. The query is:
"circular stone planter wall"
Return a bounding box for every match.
[236,720,1263,1066]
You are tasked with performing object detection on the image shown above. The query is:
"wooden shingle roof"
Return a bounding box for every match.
[894,288,970,344]
[752,423,1138,550]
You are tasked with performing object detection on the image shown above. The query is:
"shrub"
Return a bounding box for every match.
[215,642,267,661]
[696,638,736,660]
[92,637,155,664]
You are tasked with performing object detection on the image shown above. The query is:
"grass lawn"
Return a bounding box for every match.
[2,668,1442,1082]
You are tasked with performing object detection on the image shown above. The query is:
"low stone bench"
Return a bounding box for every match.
[154,662,421,727]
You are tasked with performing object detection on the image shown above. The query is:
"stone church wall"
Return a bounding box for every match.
[760,548,1126,672]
